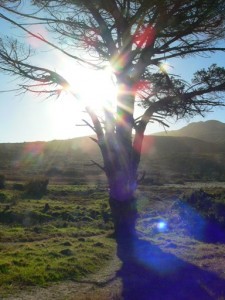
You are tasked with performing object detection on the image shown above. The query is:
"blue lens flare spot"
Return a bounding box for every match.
[157,221,167,231]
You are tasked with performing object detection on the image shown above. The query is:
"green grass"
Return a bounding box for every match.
[0,236,114,294]
[2,182,225,298]
[0,184,115,297]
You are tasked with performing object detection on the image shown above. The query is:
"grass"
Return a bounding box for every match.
[0,236,114,292]
[1,181,225,298]
[0,183,115,297]
[136,184,225,272]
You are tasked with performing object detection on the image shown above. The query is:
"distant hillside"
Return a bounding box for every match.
[154,120,225,144]
[1,130,225,183]
[0,136,102,183]
[138,135,225,182]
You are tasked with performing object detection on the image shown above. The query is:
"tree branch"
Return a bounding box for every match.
[0,12,100,69]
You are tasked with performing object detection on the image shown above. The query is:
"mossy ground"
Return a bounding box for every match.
[0,183,114,297]
[1,182,225,299]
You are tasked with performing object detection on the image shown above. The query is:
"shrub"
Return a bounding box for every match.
[173,189,225,242]
[0,192,7,202]
[183,189,214,212]
[45,167,62,176]
[13,183,25,191]
[25,178,49,198]
[0,174,5,189]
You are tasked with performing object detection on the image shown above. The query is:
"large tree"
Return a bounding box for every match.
[1,0,225,241]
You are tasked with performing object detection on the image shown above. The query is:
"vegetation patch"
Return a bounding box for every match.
[171,189,225,242]
[25,178,49,198]
[2,182,225,298]
[0,174,5,189]
[0,183,115,297]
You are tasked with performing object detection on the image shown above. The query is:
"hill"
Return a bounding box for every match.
[0,124,225,183]
[154,120,225,144]
[139,135,225,183]
[0,136,102,183]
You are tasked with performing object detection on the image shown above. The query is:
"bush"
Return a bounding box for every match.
[183,189,214,212]
[0,192,7,202]
[45,167,62,176]
[25,178,49,198]
[173,189,225,242]
[13,183,25,191]
[0,174,5,189]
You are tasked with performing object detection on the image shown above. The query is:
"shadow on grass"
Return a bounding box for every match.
[174,200,225,244]
[117,237,225,300]
[194,221,225,244]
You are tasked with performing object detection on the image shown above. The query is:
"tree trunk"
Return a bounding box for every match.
[88,75,143,244]
[109,194,137,240]
[109,190,138,267]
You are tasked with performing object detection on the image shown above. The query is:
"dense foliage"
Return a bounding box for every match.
[25,178,49,198]
[173,189,225,242]
[0,174,5,189]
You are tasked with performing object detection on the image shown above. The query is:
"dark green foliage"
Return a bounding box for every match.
[174,190,225,242]
[45,167,62,176]
[0,192,7,202]
[0,263,10,274]
[99,201,112,224]
[60,248,74,256]
[12,183,25,191]
[43,203,50,212]
[182,190,214,212]
[25,178,49,198]
[0,174,5,189]
[0,210,52,225]
[181,190,225,226]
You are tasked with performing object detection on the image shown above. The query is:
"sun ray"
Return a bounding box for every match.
[47,58,118,138]
[57,59,117,111]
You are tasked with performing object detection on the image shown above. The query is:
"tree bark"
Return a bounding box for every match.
[88,76,140,242]
[109,193,138,269]
[109,194,137,239]
[103,77,140,242]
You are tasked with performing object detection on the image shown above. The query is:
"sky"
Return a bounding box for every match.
[0,5,225,143]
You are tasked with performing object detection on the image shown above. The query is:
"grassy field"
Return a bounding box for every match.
[1,181,225,299]
[0,183,115,297]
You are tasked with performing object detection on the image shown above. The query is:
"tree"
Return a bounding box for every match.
[1,0,225,242]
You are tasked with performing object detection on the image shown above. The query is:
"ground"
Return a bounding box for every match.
[1,182,225,299]
[4,254,122,300]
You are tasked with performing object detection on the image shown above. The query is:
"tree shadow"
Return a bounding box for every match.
[116,236,225,300]
[193,221,225,244]
[173,189,225,244]
[174,199,225,244]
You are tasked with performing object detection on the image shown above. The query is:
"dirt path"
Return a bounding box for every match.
[3,254,122,300]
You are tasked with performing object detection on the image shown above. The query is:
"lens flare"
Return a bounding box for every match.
[157,221,167,231]
[12,142,45,170]
[133,237,183,276]
[26,24,48,48]
[133,135,155,155]
[133,25,156,48]
[159,62,171,73]
[110,53,129,74]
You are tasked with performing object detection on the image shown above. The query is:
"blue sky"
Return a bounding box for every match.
[0,9,225,143]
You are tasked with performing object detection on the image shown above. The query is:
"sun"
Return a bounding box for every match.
[159,62,171,73]
[59,62,117,112]
[47,60,117,139]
